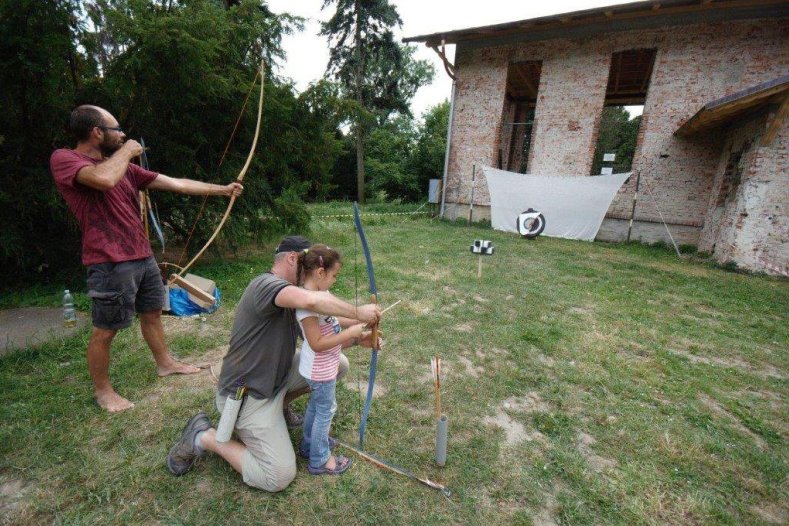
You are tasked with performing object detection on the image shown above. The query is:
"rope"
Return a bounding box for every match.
[313,210,431,219]
[642,185,683,258]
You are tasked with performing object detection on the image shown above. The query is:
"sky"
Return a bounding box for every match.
[265,0,641,120]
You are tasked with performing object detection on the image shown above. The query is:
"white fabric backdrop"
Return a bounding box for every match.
[482,166,630,241]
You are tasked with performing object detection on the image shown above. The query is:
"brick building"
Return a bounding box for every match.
[406,0,788,276]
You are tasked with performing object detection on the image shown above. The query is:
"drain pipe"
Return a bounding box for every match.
[440,80,456,218]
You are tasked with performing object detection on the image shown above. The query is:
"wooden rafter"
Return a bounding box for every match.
[407,0,788,48]
[428,42,456,80]
[675,76,789,136]
[640,51,656,93]
[762,94,789,146]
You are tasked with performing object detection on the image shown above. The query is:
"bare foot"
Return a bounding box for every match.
[324,455,337,470]
[157,361,202,377]
[94,390,135,413]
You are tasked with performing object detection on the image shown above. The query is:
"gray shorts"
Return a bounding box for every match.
[86,256,165,330]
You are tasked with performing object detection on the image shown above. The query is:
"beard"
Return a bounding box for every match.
[100,136,123,157]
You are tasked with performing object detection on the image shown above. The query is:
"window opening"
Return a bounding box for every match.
[591,49,656,175]
[500,61,541,173]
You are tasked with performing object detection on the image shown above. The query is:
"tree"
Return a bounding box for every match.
[0,0,332,284]
[320,0,433,203]
[0,0,93,277]
[365,113,417,201]
[409,100,449,199]
[590,106,642,175]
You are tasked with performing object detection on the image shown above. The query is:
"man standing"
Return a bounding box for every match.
[166,236,381,492]
[51,105,243,413]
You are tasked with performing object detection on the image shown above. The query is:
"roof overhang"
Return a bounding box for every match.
[674,75,789,137]
[403,0,789,51]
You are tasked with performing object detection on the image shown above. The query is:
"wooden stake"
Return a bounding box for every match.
[477,255,482,279]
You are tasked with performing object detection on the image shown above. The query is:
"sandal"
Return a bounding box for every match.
[298,436,339,460]
[307,455,353,475]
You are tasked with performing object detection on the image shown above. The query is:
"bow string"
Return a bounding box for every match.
[174,59,267,279]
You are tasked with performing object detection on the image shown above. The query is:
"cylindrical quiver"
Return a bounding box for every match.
[216,390,244,443]
[436,414,448,466]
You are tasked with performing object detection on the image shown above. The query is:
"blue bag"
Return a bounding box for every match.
[168,287,221,316]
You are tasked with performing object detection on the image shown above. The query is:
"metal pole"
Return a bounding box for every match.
[468,164,476,223]
[439,81,456,218]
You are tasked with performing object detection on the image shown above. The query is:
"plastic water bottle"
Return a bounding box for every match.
[63,289,77,328]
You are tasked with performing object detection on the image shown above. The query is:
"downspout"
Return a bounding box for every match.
[440,80,456,218]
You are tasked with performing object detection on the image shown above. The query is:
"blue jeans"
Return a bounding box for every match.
[302,378,337,468]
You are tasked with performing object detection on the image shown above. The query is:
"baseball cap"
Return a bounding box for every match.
[274,235,312,254]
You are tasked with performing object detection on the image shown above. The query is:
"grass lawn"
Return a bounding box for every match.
[1,202,787,525]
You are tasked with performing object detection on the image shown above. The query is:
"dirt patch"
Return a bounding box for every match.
[0,474,32,519]
[678,313,722,327]
[502,393,550,413]
[472,294,490,303]
[195,345,229,373]
[408,405,433,420]
[698,394,767,450]
[342,377,387,398]
[475,347,510,360]
[576,432,617,472]
[483,395,549,447]
[750,502,788,524]
[453,323,473,333]
[668,348,787,380]
[457,355,485,378]
[745,389,784,411]
[538,354,556,367]
[533,492,560,526]
[483,412,529,447]
[405,299,434,316]
[161,308,233,339]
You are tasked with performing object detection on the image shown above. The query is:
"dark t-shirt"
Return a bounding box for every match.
[218,273,300,400]
[50,148,158,265]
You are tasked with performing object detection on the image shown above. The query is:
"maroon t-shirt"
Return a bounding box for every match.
[50,149,159,265]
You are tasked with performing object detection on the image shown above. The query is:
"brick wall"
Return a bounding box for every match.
[699,106,789,275]
[444,17,788,274]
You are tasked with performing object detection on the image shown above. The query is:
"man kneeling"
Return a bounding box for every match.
[165,236,380,491]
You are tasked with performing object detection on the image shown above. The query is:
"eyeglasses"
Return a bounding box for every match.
[98,125,123,133]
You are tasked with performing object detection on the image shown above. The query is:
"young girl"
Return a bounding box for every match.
[296,244,366,475]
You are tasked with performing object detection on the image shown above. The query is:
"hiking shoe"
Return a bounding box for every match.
[166,412,211,476]
[308,455,353,476]
[284,404,304,429]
